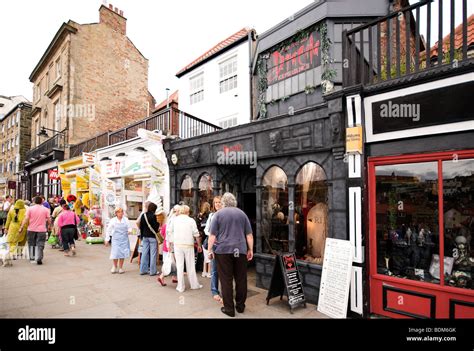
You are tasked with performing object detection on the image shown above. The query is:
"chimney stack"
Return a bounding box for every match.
[100,3,126,35]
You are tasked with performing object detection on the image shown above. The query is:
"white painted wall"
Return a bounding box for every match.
[178,40,252,128]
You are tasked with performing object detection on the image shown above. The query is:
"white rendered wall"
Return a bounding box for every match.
[178,40,251,127]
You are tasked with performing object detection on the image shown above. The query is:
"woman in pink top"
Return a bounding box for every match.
[57,202,80,257]
[157,208,178,286]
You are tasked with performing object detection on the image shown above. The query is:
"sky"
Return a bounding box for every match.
[0,0,470,105]
[0,0,313,104]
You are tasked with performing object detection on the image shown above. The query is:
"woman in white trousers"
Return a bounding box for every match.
[168,205,202,293]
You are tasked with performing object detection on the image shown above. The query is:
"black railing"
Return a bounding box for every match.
[26,133,65,160]
[69,107,221,158]
[343,0,472,87]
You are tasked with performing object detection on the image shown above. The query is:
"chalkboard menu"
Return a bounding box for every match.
[266,253,306,313]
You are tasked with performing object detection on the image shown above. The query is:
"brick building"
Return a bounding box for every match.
[0,96,32,199]
[24,4,155,199]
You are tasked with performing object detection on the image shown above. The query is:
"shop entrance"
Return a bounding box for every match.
[219,166,257,255]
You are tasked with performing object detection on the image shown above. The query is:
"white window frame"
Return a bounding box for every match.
[16,111,20,125]
[36,83,41,102]
[55,58,61,81]
[189,72,204,105]
[219,55,238,94]
[54,99,61,131]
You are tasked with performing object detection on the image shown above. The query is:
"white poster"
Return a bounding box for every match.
[317,238,353,319]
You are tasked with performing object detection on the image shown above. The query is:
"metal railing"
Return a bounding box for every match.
[343,0,472,87]
[26,133,65,160]
[69,107,221,158]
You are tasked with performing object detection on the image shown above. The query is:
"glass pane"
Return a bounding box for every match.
[262,166,288,254]
[198,174,213,213]
[295,162,328,264]
[180,175,194,214]
[443,158,474,290]
[375,162,440,284]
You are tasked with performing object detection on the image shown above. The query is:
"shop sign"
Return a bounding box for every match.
[82,152,96,166]
[346,126,363,154]
[267,30,321,85]
[317,239,353,319]
[365,74,474,142]
[137,128,164,143]
[48,169,60,180]
[8,181,16,190]
[266,253,306,313]
[104,159,122,178]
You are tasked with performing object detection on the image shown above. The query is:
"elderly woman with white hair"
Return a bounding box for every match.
[105,207,132,274]
[168,205,203,293]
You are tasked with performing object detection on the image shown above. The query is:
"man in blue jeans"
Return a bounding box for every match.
[204,196,223,303]
[138,202,159,276]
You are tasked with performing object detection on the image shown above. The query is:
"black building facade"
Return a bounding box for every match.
[165,0,396,308]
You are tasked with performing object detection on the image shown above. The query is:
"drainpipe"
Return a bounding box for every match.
[248,29,255,122]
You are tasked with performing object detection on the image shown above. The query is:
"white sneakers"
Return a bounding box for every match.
[111,266,125,274]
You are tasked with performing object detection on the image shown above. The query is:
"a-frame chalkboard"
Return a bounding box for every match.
[266,253,306,313]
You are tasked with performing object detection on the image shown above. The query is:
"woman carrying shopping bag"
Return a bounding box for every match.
[157,206,179,286]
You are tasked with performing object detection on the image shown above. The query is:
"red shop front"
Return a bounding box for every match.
[368,150,474,318]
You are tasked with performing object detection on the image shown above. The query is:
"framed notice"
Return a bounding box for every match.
[317,238,353,318]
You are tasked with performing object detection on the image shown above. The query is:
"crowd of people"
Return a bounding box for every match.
[0,191,254,317]
[0,194,86,265]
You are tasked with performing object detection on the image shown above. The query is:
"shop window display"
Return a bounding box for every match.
[180,175,194,212]
[261,166,288,254]
[294,162,328,264]
[375,162,440,284]
[443,159,474,290]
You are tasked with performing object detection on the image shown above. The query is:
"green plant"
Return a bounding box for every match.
[304,85,315,94]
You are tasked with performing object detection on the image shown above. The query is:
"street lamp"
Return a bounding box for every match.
[37,126,66,138]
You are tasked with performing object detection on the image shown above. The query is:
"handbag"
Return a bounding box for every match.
[73,213,79,240]
[162,252,176,276]
[143,213,164,244]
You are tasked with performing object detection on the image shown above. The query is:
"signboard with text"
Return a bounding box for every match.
[48,169,60,180]
[266,253,306,313]
[266,30,321,85]
[317,238,353,319]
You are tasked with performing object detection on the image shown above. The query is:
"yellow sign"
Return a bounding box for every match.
[346,126,363,154]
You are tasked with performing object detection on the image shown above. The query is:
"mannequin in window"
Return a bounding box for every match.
[305,202,328,264]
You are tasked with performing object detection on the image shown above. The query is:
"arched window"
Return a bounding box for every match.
[198,173,213,214]
[180,175,194,211]
[261,166,288,254]
[294,162,328,264]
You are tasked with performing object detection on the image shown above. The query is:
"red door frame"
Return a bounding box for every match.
[368,149,474,318]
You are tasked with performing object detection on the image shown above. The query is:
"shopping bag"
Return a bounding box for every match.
[162,252,176,276]
[47,235,59,246]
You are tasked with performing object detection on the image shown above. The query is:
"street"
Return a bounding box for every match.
[0,239,328,319]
